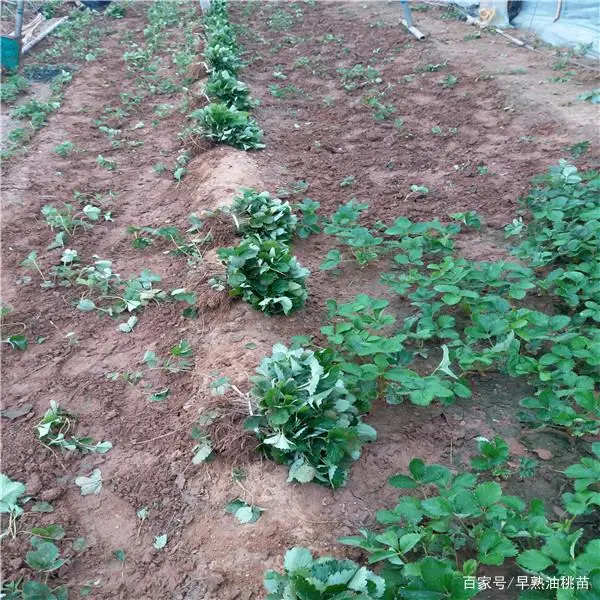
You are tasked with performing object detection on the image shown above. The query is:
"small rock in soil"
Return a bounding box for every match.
[26,473,42,496]
[40,487,64,502]
[534,448,553,460]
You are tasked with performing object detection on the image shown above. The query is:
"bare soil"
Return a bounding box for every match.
[1,2,598,599]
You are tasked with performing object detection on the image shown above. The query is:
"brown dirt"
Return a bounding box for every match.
[1,2,598,599]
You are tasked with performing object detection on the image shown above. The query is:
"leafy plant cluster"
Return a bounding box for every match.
[264,442,598,599]
[504,162,600,435]
[2,69,72,162]
[189,0,264,150]
[1,446,103,597]
[2,5,94,162]
[36,401,112,454]
[89,1,204,181]
[260,161,599,597]
[230,188,298,242]
[0,74,30,104]
[214,189,310,316]
[339,449,599,600]
[216,236,309,315]
[265,546,385,599]
[320,199,467,269]
[20,250,196,326]
[317,164,599,437]
[244,343,376,488]
[240,162,598,497]
[2,399,117,596]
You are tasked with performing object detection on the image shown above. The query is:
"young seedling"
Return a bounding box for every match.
[20,251,47,283]
[143,339,194,373]
[225,498,263,524]
[405,184,429,201]
[42,202,103,249]
[577,88,600,104]
[136,506,149,537]
[53,141,75,157]
[0,305,28,351]
[568,140,590,158]
[96,155,117,171]
[441,74,458,88]
[36,401,112,454]
[0,473,26,538]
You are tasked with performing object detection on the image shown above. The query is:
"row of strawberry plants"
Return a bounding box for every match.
[214,189,310,315]
[250,161,599,596]
[265,444,599,599]
[187,0,264,150]
[316,162,599,435]
[229,165,600,487]
[217,162,597,492]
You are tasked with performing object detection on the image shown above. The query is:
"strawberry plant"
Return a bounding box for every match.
[509,161,599,267]
[128,219,207,263]
[264,547,386,599]
[294,198,321,239]
[205,70,254,110]
[450,211,482,229]
[205,21,237,51]
[96,154,117,171]
[36,401,112,454]
[105,3,126,18]
[321,200,384,268]
[76,265,167,316]
[0,305,28,351]
[53,141,75,157]
[382,217,460,266]
[13,99,60,129]
[384,364,471,406]
[539,262,600,313]
[143,339,194,373]
[470,436,510,475]
[203,40,243,74]
[225,498,263,524]
[519,387,600,437]
[244,343,376,488]
[230,189,297,242]
[0,473,26,537]
[1,474,73,598]
[3,537,69,599]
[337,64,382,90]
[217,236,309,315]
[321,294,408,400]
[189,103,265,150]
[339,454,600,598]
[0,74,30,104]
[41,203,104,249]
[21,251,195,321]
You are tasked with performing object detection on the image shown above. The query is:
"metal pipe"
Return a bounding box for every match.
[400,0,425,39]
[14,0,25,39]
[400,0,413,26]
